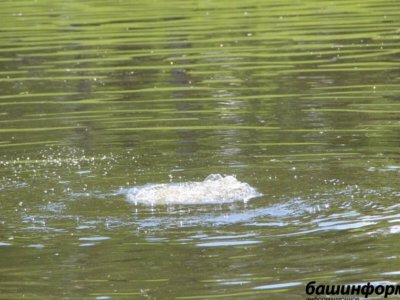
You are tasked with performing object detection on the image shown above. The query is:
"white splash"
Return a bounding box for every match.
[126,174,262,206]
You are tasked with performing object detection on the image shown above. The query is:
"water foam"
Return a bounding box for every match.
[126,174,262,206]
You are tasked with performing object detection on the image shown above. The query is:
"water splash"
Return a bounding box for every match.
[126,174,262,206]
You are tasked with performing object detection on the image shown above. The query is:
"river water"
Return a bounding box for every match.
[1,0,400,299]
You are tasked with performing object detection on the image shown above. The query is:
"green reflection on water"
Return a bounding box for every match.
[1,0,400,299]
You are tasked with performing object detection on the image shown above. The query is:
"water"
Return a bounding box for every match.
[1,0,400,299]
[125,174,262,205]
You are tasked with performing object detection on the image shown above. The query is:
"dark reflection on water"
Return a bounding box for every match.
[1,0,400,298]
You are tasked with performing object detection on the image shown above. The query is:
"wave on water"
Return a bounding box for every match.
[126,174,262,206]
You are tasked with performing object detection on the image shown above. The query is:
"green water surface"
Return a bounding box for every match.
[1,0,400,299]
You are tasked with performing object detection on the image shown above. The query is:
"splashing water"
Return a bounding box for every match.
[126,174,262,206]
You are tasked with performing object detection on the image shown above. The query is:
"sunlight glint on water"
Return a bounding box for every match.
[1,0,400,299]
